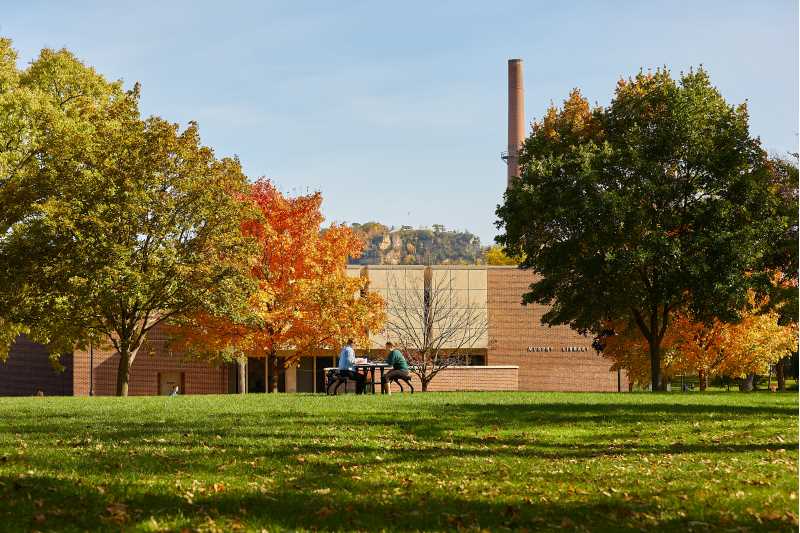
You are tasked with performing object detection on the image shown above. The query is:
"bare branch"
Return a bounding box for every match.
[384,269,488,390]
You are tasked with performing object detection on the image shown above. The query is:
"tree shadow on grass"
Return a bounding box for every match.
[2,398,796,481]
[364,400,798,439]
[0,472,793,532]
[0,397,796,531]
[9,436,796,482]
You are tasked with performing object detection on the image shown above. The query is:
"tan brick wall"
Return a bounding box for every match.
[72,324,228,396]
[487,268,626,392]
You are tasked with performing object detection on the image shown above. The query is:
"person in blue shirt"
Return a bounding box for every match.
[337,338,365,394]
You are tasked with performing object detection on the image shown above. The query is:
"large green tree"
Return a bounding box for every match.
[761,153,798,326]
[0,39,129,357]
[497,69,788,391]
[0,41,257,395]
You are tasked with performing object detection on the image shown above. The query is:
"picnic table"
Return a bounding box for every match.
[324,362,390,394]
[355,362,390,394]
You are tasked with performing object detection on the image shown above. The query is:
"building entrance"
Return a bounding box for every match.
[158,371,183,395]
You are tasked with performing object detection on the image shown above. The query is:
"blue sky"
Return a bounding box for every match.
[3,1,798,244]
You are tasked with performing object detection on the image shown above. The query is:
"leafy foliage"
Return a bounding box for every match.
[759,154,799,325]
[600,300,797,389]
[0,40,257,395]
[484,245,523,266]
[170,180,385,391]
[497,68,789,391]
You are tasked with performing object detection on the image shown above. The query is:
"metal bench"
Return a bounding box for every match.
[326,368,349,395]
[386,373,414,393]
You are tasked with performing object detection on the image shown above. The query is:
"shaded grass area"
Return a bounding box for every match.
[0,392,796,532]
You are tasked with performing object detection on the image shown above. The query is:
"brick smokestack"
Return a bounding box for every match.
[506,58,524,187]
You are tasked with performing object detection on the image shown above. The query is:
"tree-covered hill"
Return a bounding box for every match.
[348,222,483,265]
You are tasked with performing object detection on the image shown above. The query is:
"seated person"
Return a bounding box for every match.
[337,338,366,394]
[381,342,411,394]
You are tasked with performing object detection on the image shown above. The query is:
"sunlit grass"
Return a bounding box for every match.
[0,392,796,532]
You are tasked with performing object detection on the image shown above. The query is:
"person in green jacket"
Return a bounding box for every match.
[381,342,410,394]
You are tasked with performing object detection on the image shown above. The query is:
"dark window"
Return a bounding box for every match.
[468,355,485,366]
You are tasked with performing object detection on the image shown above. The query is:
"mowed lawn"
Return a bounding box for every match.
[0,393,796,532]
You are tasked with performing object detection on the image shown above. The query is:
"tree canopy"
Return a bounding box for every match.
[170,180,385,392]
[0,40,257,395]
[484,245,523,266]
[600,301,796,390]
[497,68,793,390]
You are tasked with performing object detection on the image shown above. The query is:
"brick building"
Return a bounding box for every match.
[0,59,629,396]
[0,265,625,396]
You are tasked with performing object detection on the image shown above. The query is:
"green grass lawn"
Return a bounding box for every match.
[0,392,796,532]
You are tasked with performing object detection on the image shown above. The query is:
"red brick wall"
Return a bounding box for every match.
[487,268,626,392]
[73,325,228,396]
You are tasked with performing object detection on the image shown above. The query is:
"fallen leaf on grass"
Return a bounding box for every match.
[315,506,334,518]
[106,503,129,524]
[313,488,331,495]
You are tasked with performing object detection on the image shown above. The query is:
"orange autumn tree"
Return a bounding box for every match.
[670,313,731,391]
[600,304,797,391]
[293,268,385,363]
[171,179,384,392]
[671,289,796,390]
[599,320,681,389]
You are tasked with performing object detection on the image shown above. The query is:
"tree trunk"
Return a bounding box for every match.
[648,338,663,392]
[738,373,755,392]
[115,344,139,397]
[270,352,280,393]
[777,358,786,391]
[698,369,708,391]
[421,378,429,392]
[237,357,247,394]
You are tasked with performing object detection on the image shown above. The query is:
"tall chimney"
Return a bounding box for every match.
[506,58,524,187]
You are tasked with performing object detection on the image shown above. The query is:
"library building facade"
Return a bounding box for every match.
[0,266,626,396]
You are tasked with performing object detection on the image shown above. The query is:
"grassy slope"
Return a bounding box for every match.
[0,392,796,532]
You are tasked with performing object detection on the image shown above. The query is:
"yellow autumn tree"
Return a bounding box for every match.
[604,304,797,391]
[484,245,523,266]
[718,310,796,390]
[599,320,681,389]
